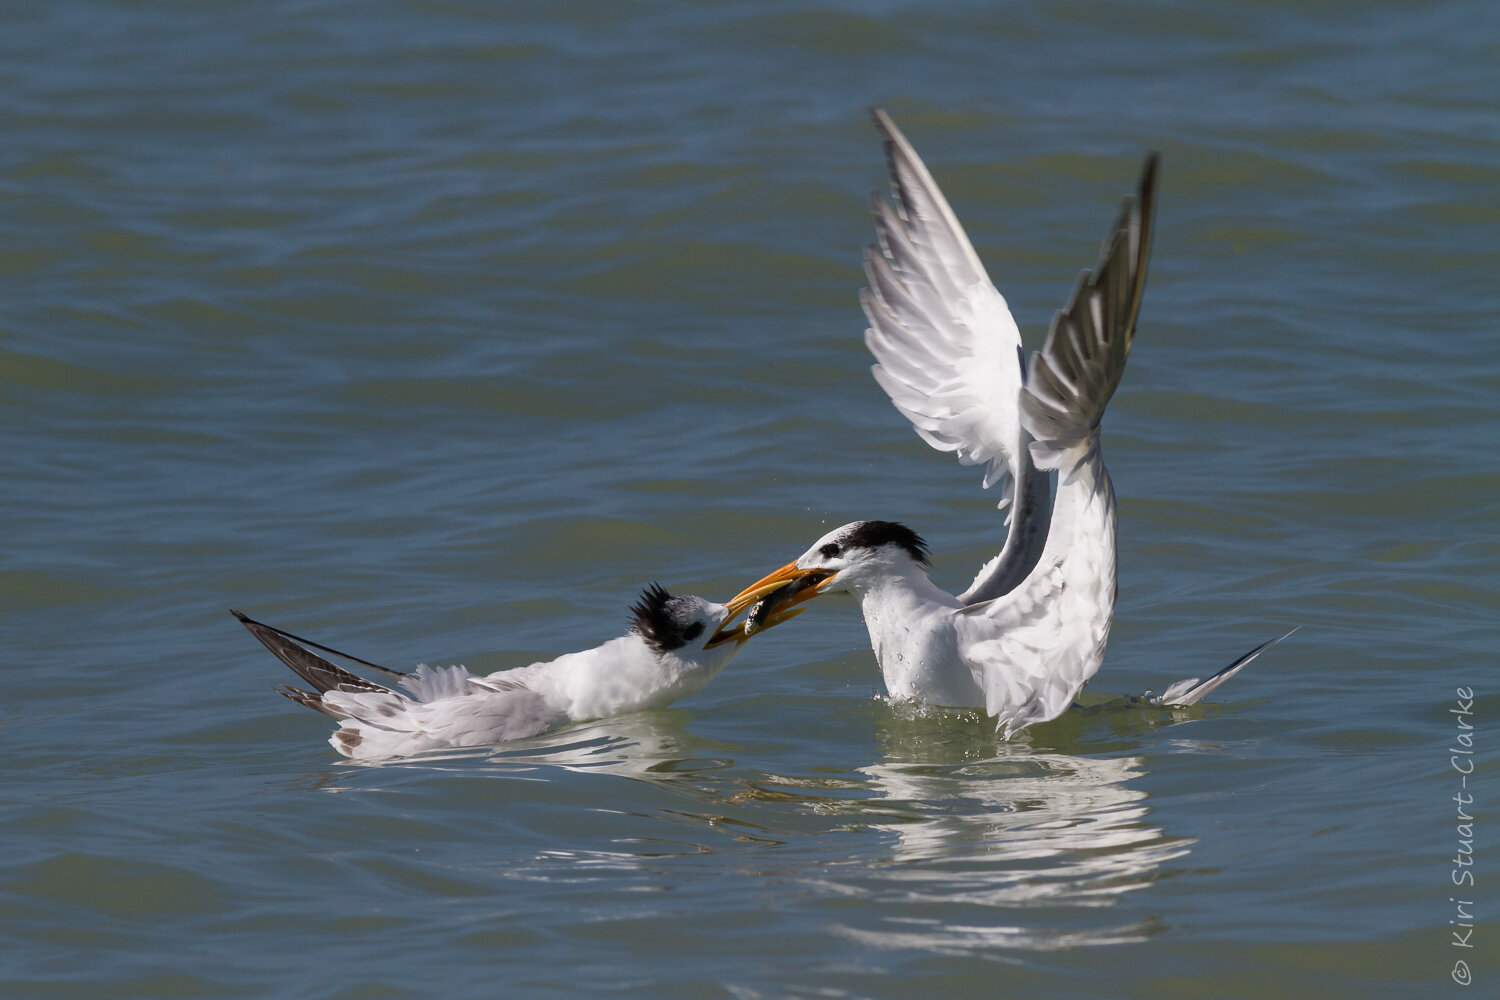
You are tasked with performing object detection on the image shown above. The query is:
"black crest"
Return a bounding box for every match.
[844,520,930,565]
[630,583,688,653]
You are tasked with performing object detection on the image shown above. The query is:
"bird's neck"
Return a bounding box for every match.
[852,565,961,640]
[852,564,957,608]
[848,565,972,704]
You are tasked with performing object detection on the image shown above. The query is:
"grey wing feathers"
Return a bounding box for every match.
[232,609,396,713]
[1022,155,1158,474]
[277,685,339,717]
[863,108,1031,502]
[230,610,408,679]
[958,458,1053,604]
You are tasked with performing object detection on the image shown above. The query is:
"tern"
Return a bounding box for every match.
[233,583,796,759]
[727,110,1281,735]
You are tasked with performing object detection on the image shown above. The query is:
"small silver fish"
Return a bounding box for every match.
[745,585,791,636]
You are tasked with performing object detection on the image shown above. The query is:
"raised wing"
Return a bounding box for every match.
[954,155,1162,733]
[860,109,1050,603]
[1022,155,1158,475]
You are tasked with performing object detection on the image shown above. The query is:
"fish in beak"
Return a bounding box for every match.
[706,563,836,647]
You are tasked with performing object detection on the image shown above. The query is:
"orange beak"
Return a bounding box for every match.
[706,562,837,647]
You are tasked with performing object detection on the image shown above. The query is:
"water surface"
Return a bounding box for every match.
[2,1,1496,997]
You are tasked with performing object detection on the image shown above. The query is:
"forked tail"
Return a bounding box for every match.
[1152,627,1299,707]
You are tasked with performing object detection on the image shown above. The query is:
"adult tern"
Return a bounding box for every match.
[234,583,796,759]
[727,111,1275,735]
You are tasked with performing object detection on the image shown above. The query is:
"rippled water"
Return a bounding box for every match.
[2,1,1496,997]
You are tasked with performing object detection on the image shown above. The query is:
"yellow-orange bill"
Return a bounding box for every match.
[707,562,835,647]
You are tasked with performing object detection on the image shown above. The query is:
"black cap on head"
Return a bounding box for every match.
[844,520,929,565]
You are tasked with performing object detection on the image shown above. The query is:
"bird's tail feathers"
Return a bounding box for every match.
[1153,626,1298,707]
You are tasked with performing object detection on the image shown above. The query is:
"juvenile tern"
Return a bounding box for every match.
[234,583,796,759]
[727,111,1269,735]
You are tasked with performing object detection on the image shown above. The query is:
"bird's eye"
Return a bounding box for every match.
[819,543,841,559]
[682,622,705,642]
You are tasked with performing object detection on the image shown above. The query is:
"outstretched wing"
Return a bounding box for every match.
[951,155,1160,733]
[861,109,1051,604]
[1021,154,1158,475]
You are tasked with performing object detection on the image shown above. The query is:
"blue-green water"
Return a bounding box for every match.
[2,1,1497,996]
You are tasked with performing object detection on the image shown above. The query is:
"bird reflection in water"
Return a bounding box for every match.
[377,703,1196,952]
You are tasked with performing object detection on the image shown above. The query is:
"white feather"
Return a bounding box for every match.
[787,111,1165,735]
[318,631,743,760]
[861,109,1030,516]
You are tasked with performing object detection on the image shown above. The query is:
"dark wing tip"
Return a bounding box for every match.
[1140,152,1160,198]
[231,610,408,679]
[238,613,388,696]
[1137,153,1160,248]
[277,684,348,718]
[1126,152,1160,345]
